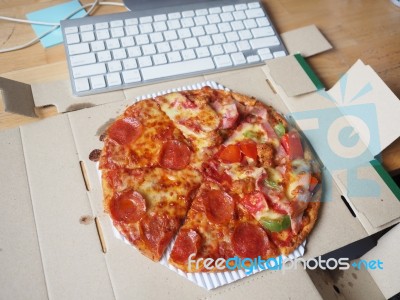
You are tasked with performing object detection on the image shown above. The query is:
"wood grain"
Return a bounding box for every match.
[0,0,399,172]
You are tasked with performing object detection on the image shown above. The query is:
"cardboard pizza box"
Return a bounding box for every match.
[1,25,400,299]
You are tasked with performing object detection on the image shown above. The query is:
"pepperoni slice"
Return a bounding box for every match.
[110,190,146,223]
[202,189,234,225]
[170,229,202,264]
[108,117,143,145]
[232,223,269,258]
[140,213,180,259]
[159,140,191,170]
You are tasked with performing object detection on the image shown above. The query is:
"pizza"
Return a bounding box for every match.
[95,86,322,271]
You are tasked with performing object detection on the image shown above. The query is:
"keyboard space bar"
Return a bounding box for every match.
[141,58,215,81]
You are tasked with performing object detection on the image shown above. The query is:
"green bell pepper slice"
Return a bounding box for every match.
[260,215,291,232]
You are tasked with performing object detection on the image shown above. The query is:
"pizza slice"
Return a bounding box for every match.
[169,181,279,272]
[102,167,201,261]
[99,99,192,171]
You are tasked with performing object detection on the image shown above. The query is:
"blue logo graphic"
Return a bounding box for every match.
[291,74,381,201]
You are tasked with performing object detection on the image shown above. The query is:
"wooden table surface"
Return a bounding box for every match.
[0,0,399,173]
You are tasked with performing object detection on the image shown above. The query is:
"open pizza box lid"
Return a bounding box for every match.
[1,25,399,299]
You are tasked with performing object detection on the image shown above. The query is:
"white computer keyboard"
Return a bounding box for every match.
[61,1,287,96]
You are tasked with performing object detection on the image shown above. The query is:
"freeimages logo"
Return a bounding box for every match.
[291,74,381,201]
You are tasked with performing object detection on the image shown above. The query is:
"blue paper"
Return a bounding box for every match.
[26,0,86,48]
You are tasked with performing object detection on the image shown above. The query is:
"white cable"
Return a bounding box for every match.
[0,1,129,53]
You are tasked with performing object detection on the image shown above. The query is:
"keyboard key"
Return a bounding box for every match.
[140,16,153,23]
[139,23,153,34]
[149,32,164,43]
[250,36,280,49]
[106,73,122,86]
[90,40,105,52]
[245,8,265,18]
[252,26,274,38]
[66,33,80,44]
[248,2,261,8]
[195,9,208,16]
[170,40,184,50]
[178,28,192,39]
[110,20,123,27]
[142,44,156,55]
[256,17,270,27]
[231,52,246,65]
[212,33,227,44]
[231,20,245,31]
[214,54,233,67]
[273,51,286,58]
[220,12,234,22]
[106,39,120,50]
[107,61,122,72]
[222,5,235,12]
[97,50,112,62]
[209,7,222,14]
[91,77,109,90]
[244,19,257,29]
[81,31,95,42]
[96,29,110,40]
[238,29,253,40]
[65,26,78,34]
[73,63,106,78]
[153,21,167,31]
[223,42,238,53]
[218,23,232,33]
[181,18,195,28]
[167,51,182,62]
[191,26,205,37]
[122,58,137,70]
[112,49,127,60]
[122,70,141,83]
[68,43,89,55]
[226,32,240,42]
[95,22,108,30]
[70,53,96,67]
[135,34,150,45]
[247,55,261,63]
[167,19,181,30]
[153,53,167,65]
[168,12,181,19]
[80,24,93,32]
[204,24,218,35]
[235,4,248,10]
[181,49,196,60]
[258,48,273,60]
[111,27,125,38]
[127,46,141,57]
[138,56,153,67]
[120,36,135,47]
[198,35,213,46]
[233,11,246,20]
[141,57,215,80]
[207,14,221,24]
[126,25,139,35]
[194,16,208,26]
[154,14,167,21]
[196,47,210,58]
[184,37,199,48]
[236,40,251,51]
[156,42,171,53]
[125,18,138,25]
[74,78,89,92]
[182,10,195,17]
[209,44,224,56]
[164,30,178,41]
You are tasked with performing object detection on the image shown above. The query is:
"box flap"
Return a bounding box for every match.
[0,128,47,299]
[280,24,333,57]
[0,77,37,117]
[362,224,400,299]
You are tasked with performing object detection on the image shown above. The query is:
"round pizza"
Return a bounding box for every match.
[97,86,322,272]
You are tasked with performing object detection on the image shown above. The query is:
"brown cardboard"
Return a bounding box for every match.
[0,25,332,116]
[1,24,399,299]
